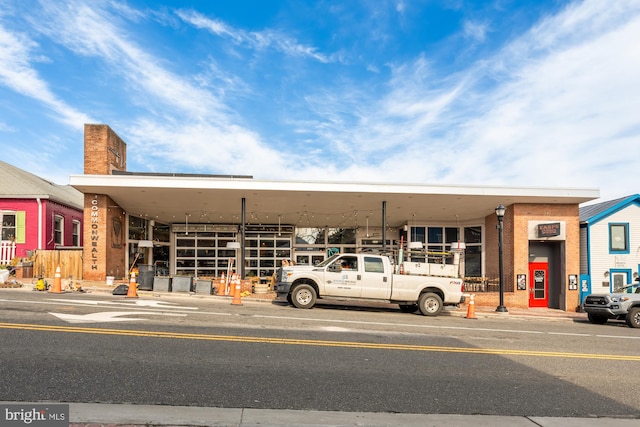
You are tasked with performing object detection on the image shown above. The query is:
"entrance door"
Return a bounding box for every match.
[529,262,549,308]
[610,270,631,292]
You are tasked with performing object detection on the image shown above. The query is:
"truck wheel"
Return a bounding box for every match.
[399,304,418,313]
[587,313,608,324]
[291,284,316,309]
[625,307,640,328]
[418,292,443,316]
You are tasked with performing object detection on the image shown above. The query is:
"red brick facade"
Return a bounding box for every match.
[82,125,128,281]
[475,203,581,311]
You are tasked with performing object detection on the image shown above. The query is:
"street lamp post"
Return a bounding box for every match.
[495,204,508,313]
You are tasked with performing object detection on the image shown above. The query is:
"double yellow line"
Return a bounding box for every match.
[1,322,638,361]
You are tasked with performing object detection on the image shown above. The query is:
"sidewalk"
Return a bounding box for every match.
[60,402,637,426]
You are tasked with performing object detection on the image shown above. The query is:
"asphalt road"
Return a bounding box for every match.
[0,289,639,419]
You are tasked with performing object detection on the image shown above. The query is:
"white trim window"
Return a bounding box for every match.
[608,223,629,253]
[54,215,64,246]
[72,220,81,246]
[1,212,16,241]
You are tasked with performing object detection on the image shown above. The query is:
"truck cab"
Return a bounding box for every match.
[277,254,393,301]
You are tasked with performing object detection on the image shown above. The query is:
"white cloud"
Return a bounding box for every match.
[0,25,92,129]
[291,0,640,202]
[0,121,15,132]
[123,119,290,177]
[449,0,640,197]
[176,9,334,63]
[24,0,297,176]
[30,0,227,121]
[463,20,489,43]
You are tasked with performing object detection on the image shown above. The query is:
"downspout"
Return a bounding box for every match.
[37,198,43,249]
[381,201,386,252]
[241,197,246,279]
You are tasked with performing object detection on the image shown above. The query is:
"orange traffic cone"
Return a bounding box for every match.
[126,272,139,298]
[229,274,238,297]
[231,279,243,306]
[465,294,477,319]
[49,265,63,293]
[217,273,226,296]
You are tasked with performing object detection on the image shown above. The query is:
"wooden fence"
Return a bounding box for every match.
[31,250,83,280]
[0,242,16,265]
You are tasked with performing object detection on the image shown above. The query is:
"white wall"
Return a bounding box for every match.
[587,204,640,291]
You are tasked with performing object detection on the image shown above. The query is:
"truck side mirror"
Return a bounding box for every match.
[327,264,341,273]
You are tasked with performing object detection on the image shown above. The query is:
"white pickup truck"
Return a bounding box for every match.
[275,253,465,316]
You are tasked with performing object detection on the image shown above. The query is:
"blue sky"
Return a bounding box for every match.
[0,0,638,203]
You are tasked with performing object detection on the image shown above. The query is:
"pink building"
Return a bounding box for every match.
[0,160,83,264]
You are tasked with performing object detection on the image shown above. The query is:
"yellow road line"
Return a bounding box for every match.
[1,322,638,361]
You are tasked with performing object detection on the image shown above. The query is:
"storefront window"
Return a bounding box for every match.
[409,225,482,273]
[410,226,425,244]
[464,226,481,244]
[445,227,459,244]
[153,222,170,242]
[129,216,148,240]
[464,246,482,277]
[328,228,356,244]
[295,228,325,245]
[428,227,443,244]
[464,226,483,277]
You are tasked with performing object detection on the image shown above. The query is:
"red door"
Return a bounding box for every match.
[529,262,549,308]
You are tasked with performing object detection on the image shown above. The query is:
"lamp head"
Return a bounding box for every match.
[495,204,506,219]
[137,240,154,248]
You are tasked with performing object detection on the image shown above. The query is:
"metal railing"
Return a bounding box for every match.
[463,277,513,293]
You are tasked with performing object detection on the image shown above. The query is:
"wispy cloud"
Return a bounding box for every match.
[0,121,15,132]
[176,9,334,63]
[463,20,489,43]
[23,0,296,174]
[281,0,640,200]
[31,0,226,121]
[0,25,92,129]
[421,0,640,192]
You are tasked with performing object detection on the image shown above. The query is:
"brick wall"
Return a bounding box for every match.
[83,194,127,281]
[473,203,581,311]
[514,203,581,311]
[84,124,127,174]
[82,124,128,281]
